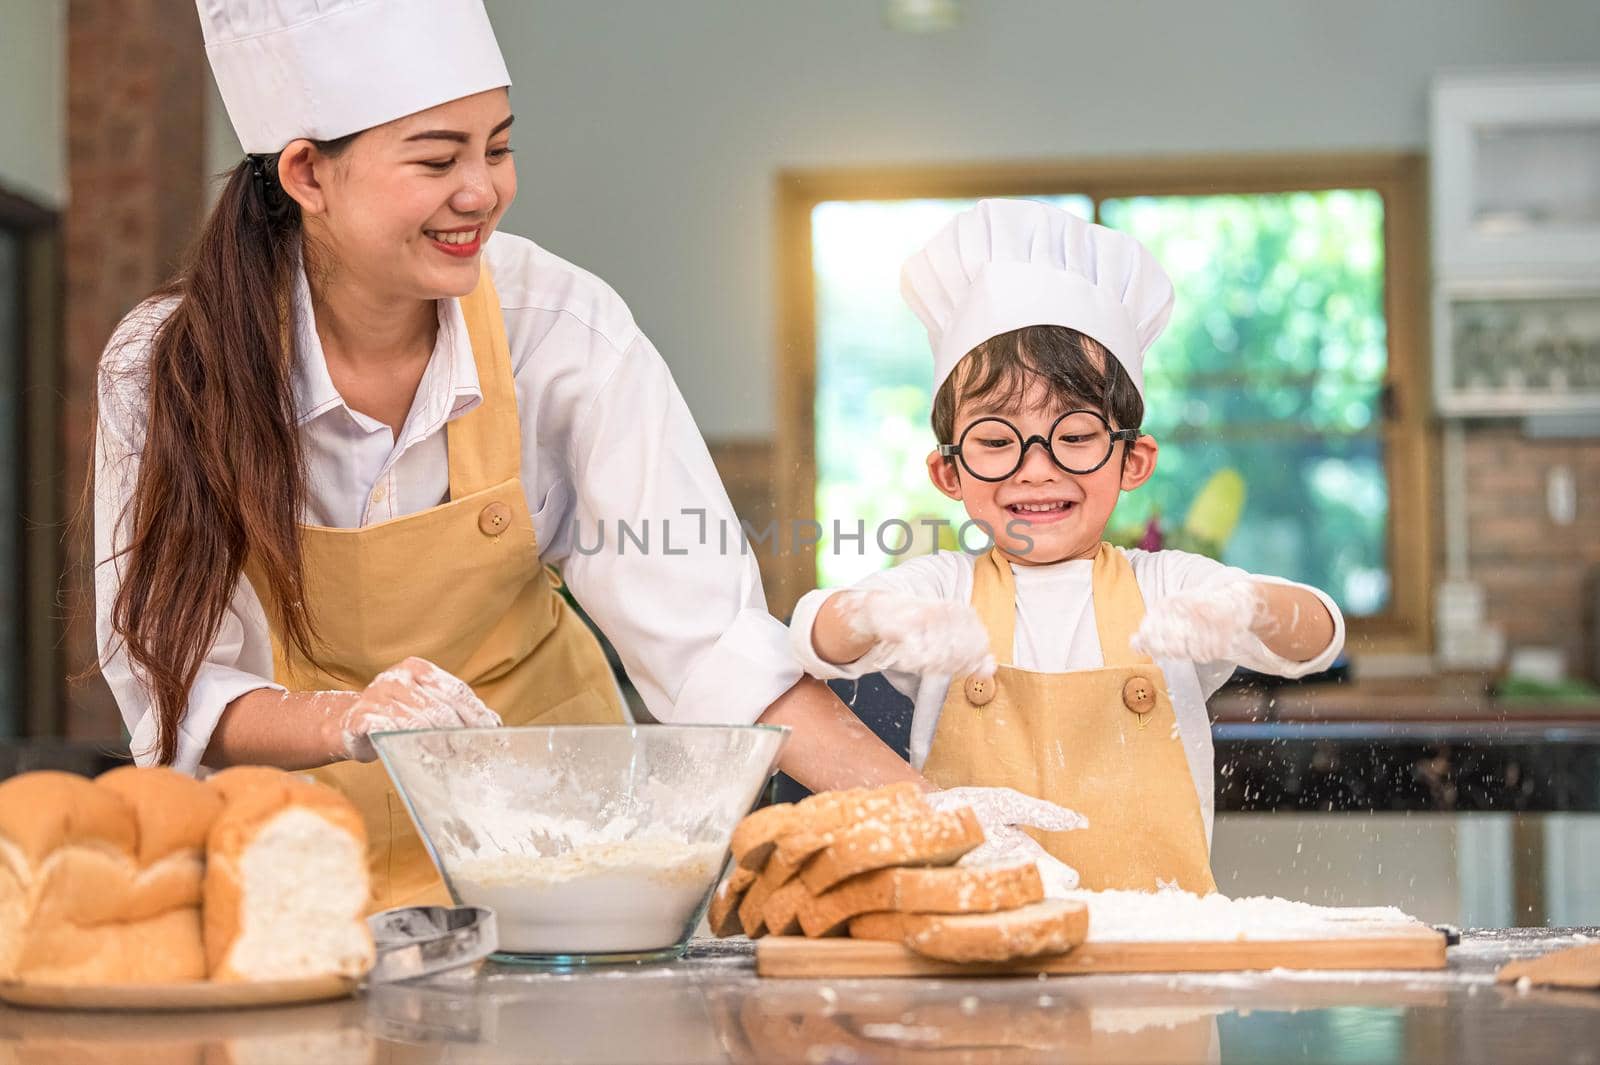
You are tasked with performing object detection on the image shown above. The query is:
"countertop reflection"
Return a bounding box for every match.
[1,929,1596,1064]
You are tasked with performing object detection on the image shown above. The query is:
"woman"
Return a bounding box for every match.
[95,0,918,910]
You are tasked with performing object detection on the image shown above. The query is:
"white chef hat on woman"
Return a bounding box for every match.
[901,199,1174,397]
[198,0,512,154]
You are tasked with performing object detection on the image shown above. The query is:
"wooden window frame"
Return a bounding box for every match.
[774,153,1434,655]
[0,184,64,737]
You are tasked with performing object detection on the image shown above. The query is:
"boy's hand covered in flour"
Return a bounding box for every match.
[1129,580,1270,664]
[926,786,1087,897]
[837,589,996,679]
[334,656,501,763]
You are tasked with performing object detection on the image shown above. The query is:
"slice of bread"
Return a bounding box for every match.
[844,910,913,942]
[900,900,1089,963]
[800,806,984,895]
[727,865,758,894]
[761,877,812,937]
[760,844,808,887]
[737,869,780,938]
[204,772,374,982]
[731,784,929,875]
[770,783,930,870]
[797,863,1043,937]
[707,876,745,938]
[728,803,799,872]
[737,821,832,939]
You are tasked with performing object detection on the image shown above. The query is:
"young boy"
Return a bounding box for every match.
[790,200,1345,894]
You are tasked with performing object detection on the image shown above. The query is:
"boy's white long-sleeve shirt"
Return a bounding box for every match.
[788,547,1345,841]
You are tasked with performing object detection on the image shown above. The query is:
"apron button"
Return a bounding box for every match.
[1122,676,1156,715]
[964,674,996,708]
[478,502,513,536]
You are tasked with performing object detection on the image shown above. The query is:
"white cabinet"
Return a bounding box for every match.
[1431,69,1600,416]
[1433,69,1600,280]
[1432,280,1600,416]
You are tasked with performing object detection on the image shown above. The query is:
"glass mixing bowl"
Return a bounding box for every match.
[373,724,787,965]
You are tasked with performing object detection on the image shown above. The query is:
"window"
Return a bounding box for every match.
[775,157,1432,653]
[0,184,63,737]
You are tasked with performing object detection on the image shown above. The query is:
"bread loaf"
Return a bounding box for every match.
[0,765,373,987]
[17,906,208,985]
[0,769,219,985]
[0,771,141,983]
[96,766,222,921]
[204,771,374,982]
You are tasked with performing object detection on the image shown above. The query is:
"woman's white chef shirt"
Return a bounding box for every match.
[95,232,800,771]
[788,548,1346,841]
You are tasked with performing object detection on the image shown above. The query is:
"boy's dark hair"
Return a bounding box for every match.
[932,325,1145,446]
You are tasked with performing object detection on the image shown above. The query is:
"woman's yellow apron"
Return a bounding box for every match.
[922,544,1216,893]
[249,266,625,912]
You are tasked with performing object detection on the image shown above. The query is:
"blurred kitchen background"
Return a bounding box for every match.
[1,0,1597,926]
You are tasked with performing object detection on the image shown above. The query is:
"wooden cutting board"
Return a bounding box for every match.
[757,924,1447,978]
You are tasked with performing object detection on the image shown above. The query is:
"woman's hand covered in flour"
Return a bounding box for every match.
[334,656,502,763]
[839,590,996,679]
[1129,580,1268,664]
[925,786,1088,898]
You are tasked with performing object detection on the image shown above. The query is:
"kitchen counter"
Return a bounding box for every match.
[1211,675,1600,724]
[2,929,1596,1063]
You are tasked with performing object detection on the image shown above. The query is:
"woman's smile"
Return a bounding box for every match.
[425,225,483,257]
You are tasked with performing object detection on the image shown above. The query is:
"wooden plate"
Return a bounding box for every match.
[0,974,359,1011]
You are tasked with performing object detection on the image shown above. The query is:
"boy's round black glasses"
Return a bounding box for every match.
[938,410,1140,482]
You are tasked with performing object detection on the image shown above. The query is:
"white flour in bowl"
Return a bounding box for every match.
[451,837,725,954]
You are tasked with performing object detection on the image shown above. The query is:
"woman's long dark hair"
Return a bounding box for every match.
[101,142,351,764]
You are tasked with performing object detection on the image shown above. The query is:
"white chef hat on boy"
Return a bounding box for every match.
[901,199,1175,397]
[198,0,512,154]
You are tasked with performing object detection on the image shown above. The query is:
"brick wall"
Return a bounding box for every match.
[62,0,208,738]
[1462,424,1600,679]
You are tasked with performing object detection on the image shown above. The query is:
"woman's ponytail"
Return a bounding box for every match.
[104,140,348,764]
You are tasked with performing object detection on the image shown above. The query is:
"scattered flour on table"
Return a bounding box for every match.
[1067,888,1418,943]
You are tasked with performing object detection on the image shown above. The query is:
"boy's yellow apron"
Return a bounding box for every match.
[249,266,625,912]
[922,543,1216,893]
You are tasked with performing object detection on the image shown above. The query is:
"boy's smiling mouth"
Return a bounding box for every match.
[1002,498,1079,523]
